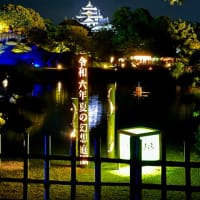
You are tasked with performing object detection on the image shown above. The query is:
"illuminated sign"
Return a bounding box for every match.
[78,56,89,166]
[118,127,161,161]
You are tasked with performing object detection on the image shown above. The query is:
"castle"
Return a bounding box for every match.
[76,1,112,32]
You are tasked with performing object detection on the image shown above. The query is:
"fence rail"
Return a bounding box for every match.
[0,132,200,200]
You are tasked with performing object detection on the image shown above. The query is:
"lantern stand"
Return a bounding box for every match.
[130,136,142,200]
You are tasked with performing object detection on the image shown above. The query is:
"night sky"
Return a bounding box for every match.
[0,0,200,23]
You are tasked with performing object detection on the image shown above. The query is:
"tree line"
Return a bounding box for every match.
[0,4,200,75]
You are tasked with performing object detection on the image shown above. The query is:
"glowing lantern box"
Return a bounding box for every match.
[118,127,161,161]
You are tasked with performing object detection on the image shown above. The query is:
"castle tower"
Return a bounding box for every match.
[76,1,111,32]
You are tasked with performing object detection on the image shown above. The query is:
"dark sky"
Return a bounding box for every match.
[0,0,200,23]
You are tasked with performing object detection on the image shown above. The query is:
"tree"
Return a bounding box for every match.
[55,19,90,54]
[166,0,183,5]
[0,113,5,126]
[111,7,154,56]
[0,4,46,35]
[168,19,200,58]
[151,16,176,56]
[111,6,135,53]
[41,19,91,66]
[91,30,115,61]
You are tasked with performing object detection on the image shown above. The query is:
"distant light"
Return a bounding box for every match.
[110,56,114,63]
[57,64,62,69]
[130,55,152,65]
[70,129,76,138]
[57,81,62,92]
[149,66,153,71]
[33,63,41,68]
[130,55,152,61]
[2,78,8,88]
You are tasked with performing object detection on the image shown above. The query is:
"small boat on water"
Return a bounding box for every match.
[133,82,150,97]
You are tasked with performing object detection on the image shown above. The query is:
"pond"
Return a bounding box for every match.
[0,68,197,156]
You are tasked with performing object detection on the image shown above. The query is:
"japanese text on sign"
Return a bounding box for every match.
[78,56,89,166]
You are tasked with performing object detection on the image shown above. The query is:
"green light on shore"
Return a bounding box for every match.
[110,166,161,177]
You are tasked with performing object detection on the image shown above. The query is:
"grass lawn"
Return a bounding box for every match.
[0,146,200,199]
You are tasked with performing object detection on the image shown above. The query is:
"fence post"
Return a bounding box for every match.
[94,135,101,200]
[184,140,191,200]
[70,133,76,200]
[130,136,142,200]
[44,135,51,200]
[23,131,29,200]
[161,133,167,200]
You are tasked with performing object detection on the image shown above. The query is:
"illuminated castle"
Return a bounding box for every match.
[76,1,112,32]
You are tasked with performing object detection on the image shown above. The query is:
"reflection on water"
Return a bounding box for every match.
[32,83,43,97]
[2,70,196,153]
[2,70,198,156]
[54,81,68,107]
[89,95,103,130]
[30,79,197,143]
[31,81,104,136]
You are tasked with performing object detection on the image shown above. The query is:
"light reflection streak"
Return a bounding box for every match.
[89,95,103,130]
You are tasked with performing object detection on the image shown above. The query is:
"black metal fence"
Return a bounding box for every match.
[0,132,200,200]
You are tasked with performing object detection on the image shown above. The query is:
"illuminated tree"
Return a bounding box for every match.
[44,19,90,54]
[168,19,200,58]
[165,0,183,5]
[64,23,90,54]
[0,4,46,35]
[0,113,5,126]
[40,19,90,66]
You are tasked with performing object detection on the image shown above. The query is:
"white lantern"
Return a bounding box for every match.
[118,127,161,161]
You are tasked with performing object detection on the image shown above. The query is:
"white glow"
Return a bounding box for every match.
[119,127,160,161]
[123,127,155,135]
[120,134,130,159]
[57,64,62,69]
[110,56,114,63]
[141,135,160,160]
[110,165,161,177]
[2,78,8,88]
[130,55,152,61]
[57,81,62,92]
[70,129,76,138]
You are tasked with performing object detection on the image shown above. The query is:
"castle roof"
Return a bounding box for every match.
[75,1,111,32]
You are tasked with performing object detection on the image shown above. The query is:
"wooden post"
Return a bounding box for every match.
[107,83,116,158]
[130,136,142,200]
[94,135,101,200]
